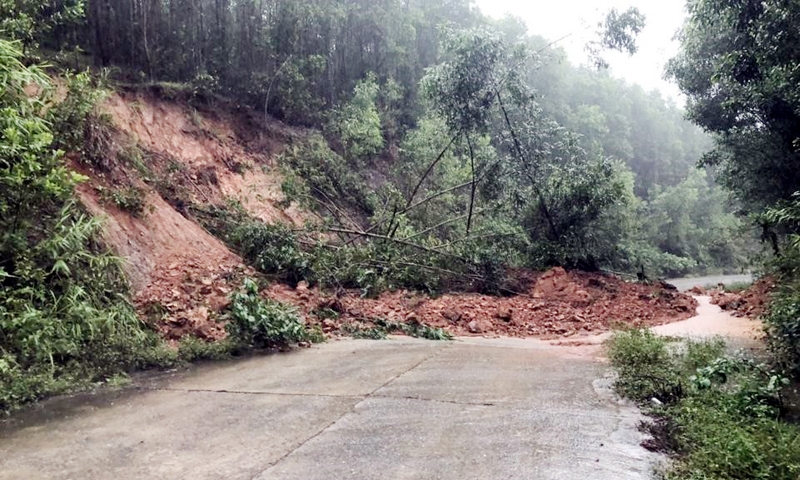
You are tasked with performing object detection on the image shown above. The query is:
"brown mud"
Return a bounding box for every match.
[268,267,698,340]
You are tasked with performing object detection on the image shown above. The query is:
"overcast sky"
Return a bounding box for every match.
[473,0,687,103]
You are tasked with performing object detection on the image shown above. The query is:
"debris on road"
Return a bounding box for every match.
[267,267,698,339]
[710,277,775,318]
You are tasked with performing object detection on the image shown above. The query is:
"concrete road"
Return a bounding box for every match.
[0,337,656,480]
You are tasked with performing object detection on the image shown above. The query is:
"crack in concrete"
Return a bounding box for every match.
[248,343,454,479]
[148,385,497,408]
[370,394,495,407]
[145,387,364,400]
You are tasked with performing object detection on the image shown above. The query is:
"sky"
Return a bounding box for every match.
[473,0,688,103]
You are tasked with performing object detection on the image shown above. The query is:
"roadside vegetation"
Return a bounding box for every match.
[607,329,800,479]
[605,0,800,474]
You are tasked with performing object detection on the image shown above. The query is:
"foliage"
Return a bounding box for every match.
[177,336,234,362]
[98,185,148,217]
[668,0,800,221]
[760,194,800,374]
[327,74,384,163]
[341,318,453,341]
[0,39,172,414]
[642,169,752,276]
[605,329,684,403]
[607,329,800,480]
[226,278,313,349]
[0,0,85,52]
[279,133,378,215]
[586,7,647,69]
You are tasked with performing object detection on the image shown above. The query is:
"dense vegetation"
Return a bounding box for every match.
[607,329,800,479]
[2,0,754,281]
[669,0,800,372]
[601,2,800,477]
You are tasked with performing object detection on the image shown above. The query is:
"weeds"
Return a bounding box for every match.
[341,318,453,341]
[225,278,317,349]
[98,185,148,217]
[606,329,800,479]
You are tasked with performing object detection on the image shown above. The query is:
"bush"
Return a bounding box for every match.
[226,278,314,349]
[607,328,800,480]
[605,328,683,403]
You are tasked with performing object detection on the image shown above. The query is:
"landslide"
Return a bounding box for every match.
[268,267,697,339]
[77,88,698,343]
[705,277,776,318]
[74,86,312,341]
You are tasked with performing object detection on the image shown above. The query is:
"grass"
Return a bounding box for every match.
[606,328,800,479]
[341,318,453,341]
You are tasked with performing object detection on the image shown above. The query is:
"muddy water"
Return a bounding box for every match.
[666,273,754,291]
[652,296,763,347]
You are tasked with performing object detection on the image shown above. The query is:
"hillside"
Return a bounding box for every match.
[67,87,696,344]
[71,87,316,340]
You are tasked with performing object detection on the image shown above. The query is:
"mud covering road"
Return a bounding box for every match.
[0,299,762,480]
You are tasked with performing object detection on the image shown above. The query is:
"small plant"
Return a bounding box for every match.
[342,318,453,341]
[177,336,235,362]
[226,278,313,349]
[117,143,151,178]
[100,185,148,217]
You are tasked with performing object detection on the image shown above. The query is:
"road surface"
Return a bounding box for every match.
[0,298,761,480]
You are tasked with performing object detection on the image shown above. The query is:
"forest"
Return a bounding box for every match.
[4,0,800,475]
[13,0,751,277]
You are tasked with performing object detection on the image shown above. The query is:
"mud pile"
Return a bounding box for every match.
[75,89,308,340]
[709,277,775,318]
[267,267,698,339]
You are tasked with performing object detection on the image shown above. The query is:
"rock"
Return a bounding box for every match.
[467,319,493,334]
[495,306,513,321]
[571,289,593,307]
[442,309,462,322]
[531,267,569,299]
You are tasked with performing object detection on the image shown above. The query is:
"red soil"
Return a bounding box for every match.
[266,267,698,339]
[709,277,776,318]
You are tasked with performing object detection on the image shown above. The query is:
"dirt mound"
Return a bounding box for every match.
[267,268,698,339]
[711,277,775,318]
[75,91,311,340]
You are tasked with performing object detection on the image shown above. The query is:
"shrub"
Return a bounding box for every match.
[605,328,683,403]
[607,328,800,480]
[226,278,313,349]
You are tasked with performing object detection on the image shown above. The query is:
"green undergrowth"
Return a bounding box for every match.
[191,202,477,296]
[340,318,453,341]
[226,278,323,349]
[607,329,800,479]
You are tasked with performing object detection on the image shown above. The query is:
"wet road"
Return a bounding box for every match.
[0,298,761,480]
[1,338,655,479]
